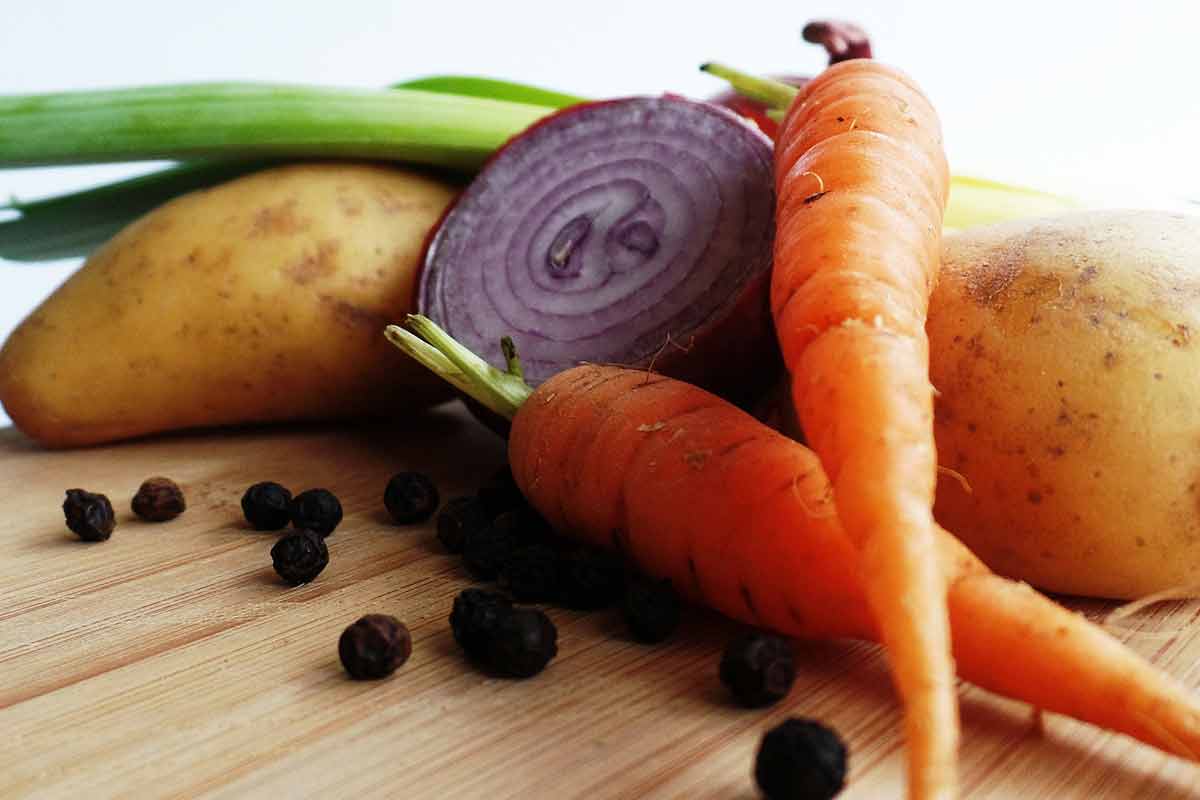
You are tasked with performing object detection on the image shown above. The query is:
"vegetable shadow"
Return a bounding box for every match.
[956,691,1195,796]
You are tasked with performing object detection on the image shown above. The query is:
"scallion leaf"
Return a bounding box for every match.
[0,83,550,168]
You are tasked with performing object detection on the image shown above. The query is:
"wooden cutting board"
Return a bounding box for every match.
[2,406,1200,799]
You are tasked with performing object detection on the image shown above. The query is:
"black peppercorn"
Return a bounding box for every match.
[241,481,293,530]
[501,544,562,603]
[271,529,329,585]
[436,496,489,554]
[62,489,115,542]
[485,607,558,678]
[338,614,412,680]
[477,466,525,519]
[622,577,682,643]
[290,488,342,537]
[559,547,625,609]
[493,505,556,548]
[754,718,847,800]
[461,522,518,581]
[450,588,514,662]
[383,471,440,524]
[719,632,797,708]
[131,476,186,522]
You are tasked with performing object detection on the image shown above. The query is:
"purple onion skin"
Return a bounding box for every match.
[417,95,780,430]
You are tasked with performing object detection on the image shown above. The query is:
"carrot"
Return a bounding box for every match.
[387,320,1200,768]
[766,59,957,796]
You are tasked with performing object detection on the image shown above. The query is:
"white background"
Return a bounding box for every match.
[1,0,1198,429]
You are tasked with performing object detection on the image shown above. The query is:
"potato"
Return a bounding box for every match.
[0,162,459,447]
[930,210,1200,599]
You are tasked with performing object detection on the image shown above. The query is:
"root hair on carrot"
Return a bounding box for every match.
[797,170,827,204]
[645,331,696,379]
[798,170,825,194]
[937,465,973,494]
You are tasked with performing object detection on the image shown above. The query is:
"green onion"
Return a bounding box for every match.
[0,83,550,168]
[0,160,283,261]
[0,76,588,262]
[391,75,586,108]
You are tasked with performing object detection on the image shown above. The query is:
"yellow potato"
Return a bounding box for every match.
[930,210,1200,599]
[0,162,458,447]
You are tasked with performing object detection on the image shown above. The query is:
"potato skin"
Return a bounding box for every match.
[0,162,458,447]
[930,210,1200,599]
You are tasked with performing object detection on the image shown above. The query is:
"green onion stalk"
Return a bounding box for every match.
[0,83,555,167]
[0,76,585,261]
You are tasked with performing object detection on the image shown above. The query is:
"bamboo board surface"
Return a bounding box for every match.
[2,406,1200,799]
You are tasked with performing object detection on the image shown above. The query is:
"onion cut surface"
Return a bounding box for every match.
[418,96,777,399]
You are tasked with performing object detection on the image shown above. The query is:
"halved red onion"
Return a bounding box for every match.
[417,95,778,405]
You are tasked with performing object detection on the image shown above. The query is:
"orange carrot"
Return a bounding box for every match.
[769,60,956,796]
[389,322,1200,770]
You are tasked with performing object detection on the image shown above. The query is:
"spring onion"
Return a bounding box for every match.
[0,83,550,168]
[0,159,281,261]
[0,76,584,261]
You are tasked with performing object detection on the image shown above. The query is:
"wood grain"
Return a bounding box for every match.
[2,407,1199,798]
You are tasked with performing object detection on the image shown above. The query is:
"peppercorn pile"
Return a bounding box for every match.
[238,482,344,584]
[233,467,675,681]
[434,467,688,677]
[57,462,848,798]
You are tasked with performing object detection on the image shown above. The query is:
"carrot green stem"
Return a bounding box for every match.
[0,83,550,169]
[699,62,798,111]
[384,315,532,420]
